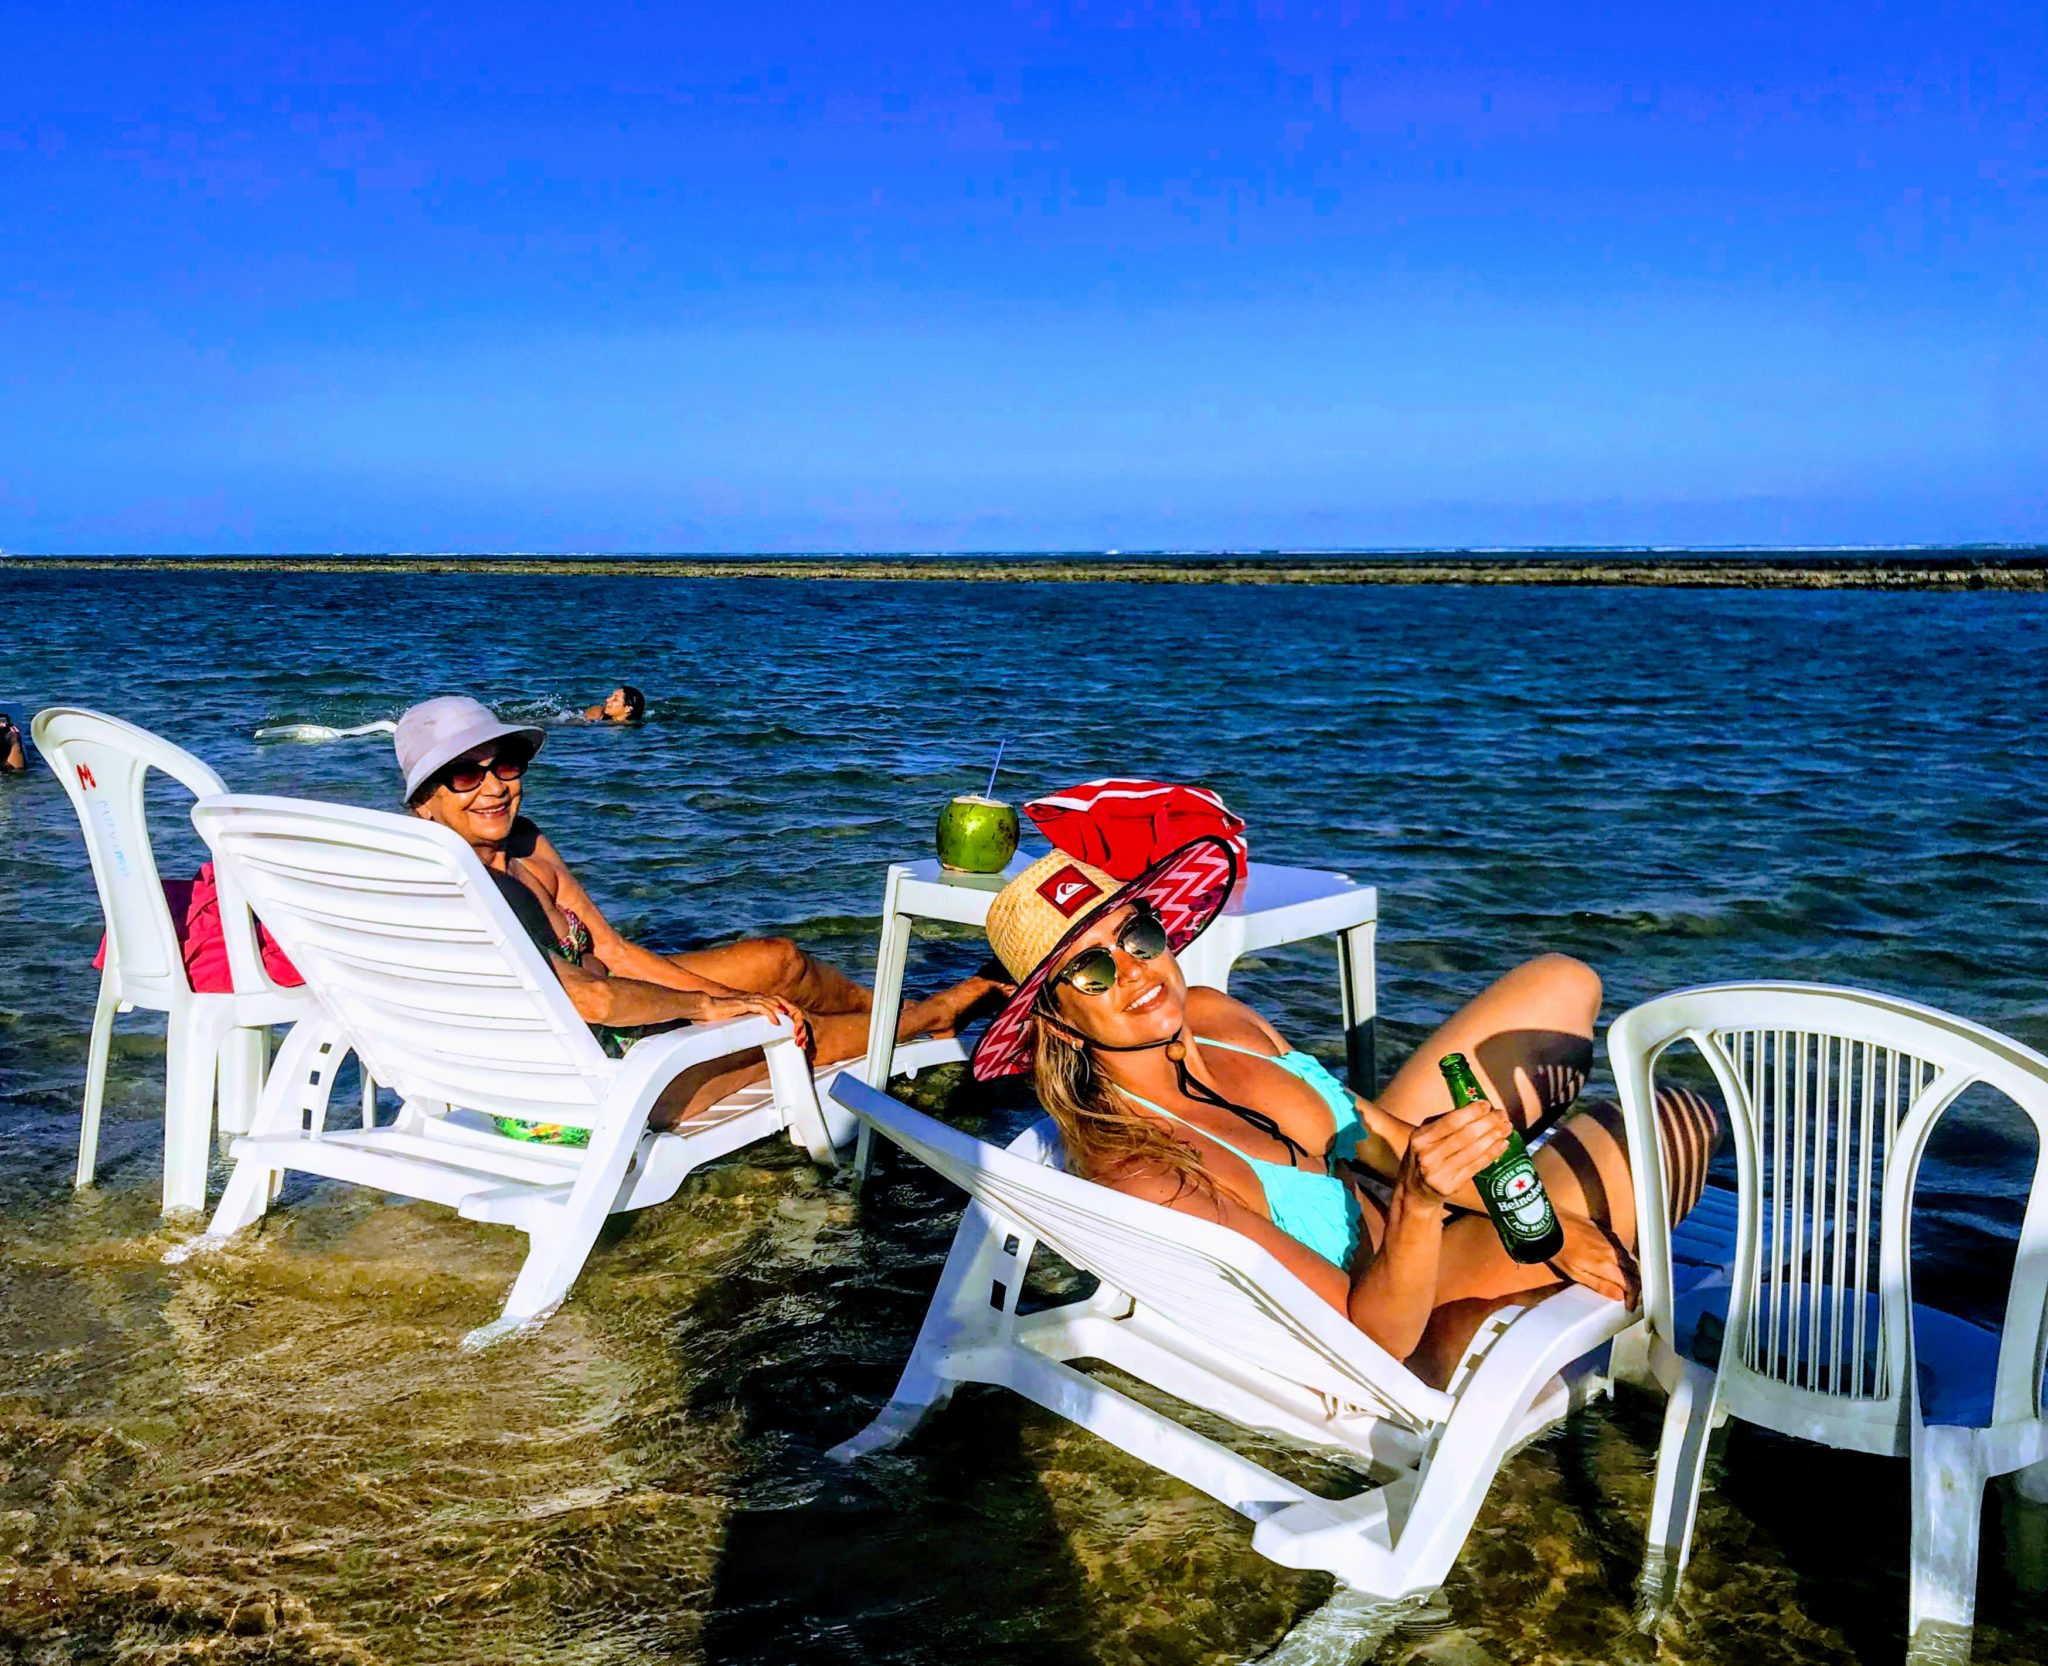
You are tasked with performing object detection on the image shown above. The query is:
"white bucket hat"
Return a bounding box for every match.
[395,696,546,800]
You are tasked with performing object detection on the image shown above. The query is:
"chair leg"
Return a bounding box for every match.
[827,1195,1027,1462]
[1908,1424,1987,1663]
[1637,1357,1719,1629]
[214,1025,268,1143]
[161,1014,220,1215]
[184,1019,345,1249]
[764,1034,839,1166]
[463,1194,613,1352]
[76,976,120,1188]
[2002,1456,2048,1598]
[462,1104,654,1351]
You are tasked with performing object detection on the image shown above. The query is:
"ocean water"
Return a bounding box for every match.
[1,569,2046,1665]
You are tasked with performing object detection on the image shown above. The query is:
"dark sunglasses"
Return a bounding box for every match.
[1054,909,1170,995]
[439,746,531,794]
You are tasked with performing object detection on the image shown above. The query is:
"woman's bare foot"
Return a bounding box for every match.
[906,974,1013,1040]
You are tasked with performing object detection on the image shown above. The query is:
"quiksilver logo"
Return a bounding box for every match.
[1036,865,1104,918]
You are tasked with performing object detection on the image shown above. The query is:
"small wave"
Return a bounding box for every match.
[253,719,398,742]
[492,694,593,725]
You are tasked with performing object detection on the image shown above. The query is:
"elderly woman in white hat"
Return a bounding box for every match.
[396,696,1004,1133]
[971,837,1720,1384]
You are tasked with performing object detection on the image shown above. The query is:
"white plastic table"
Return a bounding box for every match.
[851,854,1379,1180]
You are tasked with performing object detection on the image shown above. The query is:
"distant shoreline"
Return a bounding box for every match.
[8,550,2048,590]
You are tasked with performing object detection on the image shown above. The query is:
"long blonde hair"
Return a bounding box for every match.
[1029,1011,1214,1198]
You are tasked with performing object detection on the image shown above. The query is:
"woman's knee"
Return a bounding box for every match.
[1521,953,1601,1020]
[753,935,807,983]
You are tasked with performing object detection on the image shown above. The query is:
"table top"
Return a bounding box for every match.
[886,852,1374,925]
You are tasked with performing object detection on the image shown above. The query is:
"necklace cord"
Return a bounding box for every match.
[1037,1011,1315,1169]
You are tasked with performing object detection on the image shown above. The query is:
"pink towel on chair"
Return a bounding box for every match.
[91,862,304,993]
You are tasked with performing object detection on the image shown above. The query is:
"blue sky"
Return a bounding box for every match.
[2,1,2043,552]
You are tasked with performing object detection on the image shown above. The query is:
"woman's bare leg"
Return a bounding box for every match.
[1378,954,1602,1138]
[799,979,1008,1068]
[650,978,1008,1127]
[668,936,876,1015]
[1531,1087,1721,1250]
[651,1048,770,1129]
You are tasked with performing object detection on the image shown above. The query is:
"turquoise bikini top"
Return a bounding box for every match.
[1115,1038,1365,1269]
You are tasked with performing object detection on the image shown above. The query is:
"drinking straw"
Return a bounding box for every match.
[983,739,1007,800]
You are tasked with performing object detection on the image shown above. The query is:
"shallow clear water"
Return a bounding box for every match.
[2,571,2047,1663]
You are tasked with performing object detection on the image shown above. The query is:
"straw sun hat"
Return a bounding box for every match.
[970,835,1241,1082]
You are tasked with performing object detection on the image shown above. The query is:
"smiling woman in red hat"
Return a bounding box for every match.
[972,837,1720,1384]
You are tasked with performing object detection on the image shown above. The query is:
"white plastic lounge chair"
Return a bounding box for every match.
[1611,982,2048,1663]
[31,707,316,1213]
[178,793,953,1348]
[826,1074,1631,1600]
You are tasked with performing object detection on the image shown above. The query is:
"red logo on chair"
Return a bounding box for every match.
[75,763,96,790]
[1035,865,1104,918]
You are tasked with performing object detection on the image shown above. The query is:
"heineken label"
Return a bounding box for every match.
[1483,1154,1557,1243]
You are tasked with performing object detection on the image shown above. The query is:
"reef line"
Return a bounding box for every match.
[8,550,2048,590]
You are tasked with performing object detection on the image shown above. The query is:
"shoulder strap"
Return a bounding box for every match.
[1111,1084,1264,1167]
[1195,1034,1282,1061]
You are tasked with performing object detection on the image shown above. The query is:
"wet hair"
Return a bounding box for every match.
[616,685,646,721]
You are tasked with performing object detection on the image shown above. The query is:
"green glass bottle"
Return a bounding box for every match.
[1439,1052,1565,1265]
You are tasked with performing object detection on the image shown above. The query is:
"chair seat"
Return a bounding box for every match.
[1671,1281,2006,1428]
[1663,1185,2012,1426]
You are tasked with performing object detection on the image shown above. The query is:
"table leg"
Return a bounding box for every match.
[1339,921,1378,1098]
[854,888,915,1188]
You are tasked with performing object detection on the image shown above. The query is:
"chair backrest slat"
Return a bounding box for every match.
[1716,1022,1950,1400]
[31,707,231,1002]
[1614,983,2048,1444]
[195,795,615,1125]
[837,1075,1455,1431]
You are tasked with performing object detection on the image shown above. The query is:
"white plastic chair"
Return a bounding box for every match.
[177,793,956,1348]
[1611,982,2048,1663]
[31,708,315,1213]
[827,1074,1631,1601]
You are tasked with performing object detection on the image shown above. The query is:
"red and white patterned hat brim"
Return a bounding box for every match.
[970,835,1242,1082]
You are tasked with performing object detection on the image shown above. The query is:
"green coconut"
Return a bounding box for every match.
[937,794,1020,873]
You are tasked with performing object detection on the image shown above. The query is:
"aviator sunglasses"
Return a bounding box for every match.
[438,745,531,794]
[1055,909,1170,995]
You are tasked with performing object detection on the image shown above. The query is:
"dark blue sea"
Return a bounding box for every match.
[1,569,2045,1664]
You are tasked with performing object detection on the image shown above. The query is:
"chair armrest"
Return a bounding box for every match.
[606,1013,799,1115]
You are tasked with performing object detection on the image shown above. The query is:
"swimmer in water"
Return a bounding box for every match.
[583,685,645,723]
[0,712,27,774]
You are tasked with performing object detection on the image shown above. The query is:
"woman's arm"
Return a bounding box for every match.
[1115,1093,1511,1361]
[523,830,812,1044]
[1347,1090,1515,1216]
[549,958,783,1030]
[525,832,749,997]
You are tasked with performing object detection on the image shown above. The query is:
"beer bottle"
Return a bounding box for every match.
[1438,1052,1565,1264]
